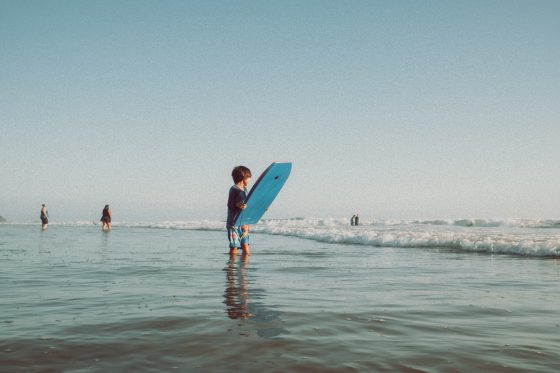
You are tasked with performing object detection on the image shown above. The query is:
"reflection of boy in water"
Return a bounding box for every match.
[224,257,251,319]
[227,166,252,256]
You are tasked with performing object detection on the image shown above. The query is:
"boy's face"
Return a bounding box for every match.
[242,176,251,188]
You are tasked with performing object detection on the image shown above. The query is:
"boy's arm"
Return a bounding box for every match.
[235,190,247,209]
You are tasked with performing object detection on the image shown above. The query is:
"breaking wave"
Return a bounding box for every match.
[6,218,560,257]
[117,218,560,257]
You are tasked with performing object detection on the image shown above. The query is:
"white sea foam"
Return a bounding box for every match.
[251,218,560,257]
[121,218,560,257]
[9,218,560,257]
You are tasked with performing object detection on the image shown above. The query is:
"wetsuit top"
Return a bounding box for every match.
[101,208,111,223]
[226,185,247,227]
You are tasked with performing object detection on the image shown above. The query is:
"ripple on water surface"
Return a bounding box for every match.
[1,225,560,372]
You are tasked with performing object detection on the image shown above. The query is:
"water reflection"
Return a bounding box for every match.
[223,255,286,338]
[100,230,110,249]
[38,228,51,254]
[223,255,252,319]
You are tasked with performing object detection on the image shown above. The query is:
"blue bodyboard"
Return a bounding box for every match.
[234,162,292,226]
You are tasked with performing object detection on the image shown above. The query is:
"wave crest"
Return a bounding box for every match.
[9,218,560,257]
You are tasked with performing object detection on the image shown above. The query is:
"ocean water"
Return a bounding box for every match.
[1,219,560,372]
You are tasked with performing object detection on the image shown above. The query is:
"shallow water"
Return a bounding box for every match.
[1,224,560,372]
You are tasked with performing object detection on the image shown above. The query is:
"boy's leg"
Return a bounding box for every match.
[240,225,250,255]
[228,226,241,255]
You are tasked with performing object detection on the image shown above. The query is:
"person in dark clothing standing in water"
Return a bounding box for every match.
[354,214,359,226]
[40,204,49,230]
[100,204,112,231]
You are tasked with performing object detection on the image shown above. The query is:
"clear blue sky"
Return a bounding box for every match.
[1,0,559,222]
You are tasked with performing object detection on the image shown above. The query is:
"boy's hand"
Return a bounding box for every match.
[240,203,247,210]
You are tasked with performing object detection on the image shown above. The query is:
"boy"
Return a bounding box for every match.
[227,165,252,256]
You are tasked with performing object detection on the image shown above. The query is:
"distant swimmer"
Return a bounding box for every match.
[351,215,356,226]
[354,214,359,226]
[40,204,49,230]
[100,204,112,231]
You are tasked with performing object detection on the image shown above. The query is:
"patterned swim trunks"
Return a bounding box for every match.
[227,225,249,248]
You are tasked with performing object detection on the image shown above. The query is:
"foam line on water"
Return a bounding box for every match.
[4,218,559,257]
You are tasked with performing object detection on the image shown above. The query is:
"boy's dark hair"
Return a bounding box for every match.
[231,165,252,183]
